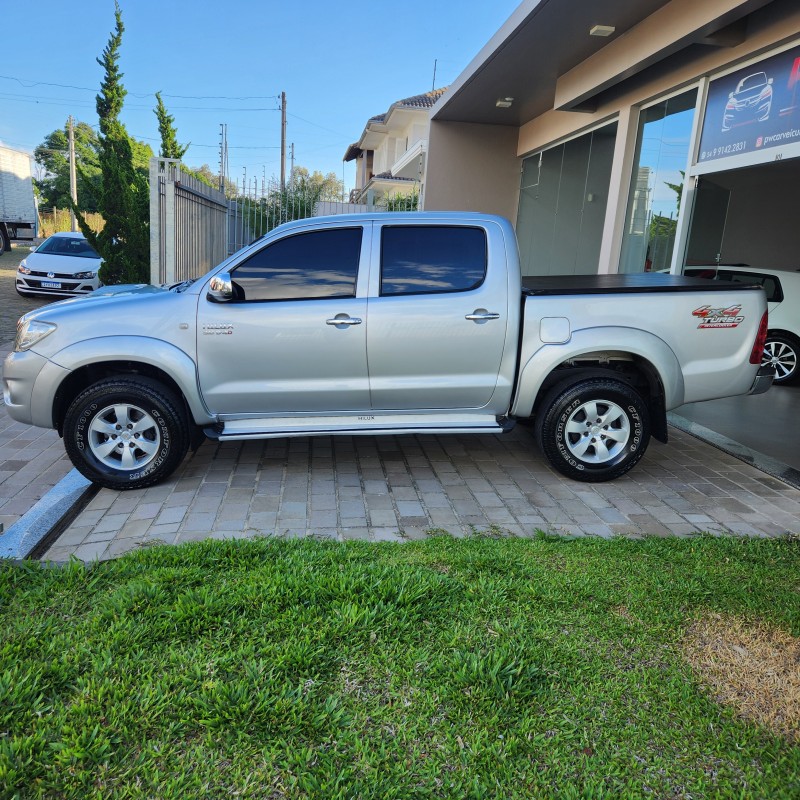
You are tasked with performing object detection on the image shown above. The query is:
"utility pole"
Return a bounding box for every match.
[280,91,287,191]
[290,142,295,187]
[68,116,78,232]
[218,123,228,194]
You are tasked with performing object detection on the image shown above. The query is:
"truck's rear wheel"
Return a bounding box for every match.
[535,378,650,482]
[63,378,189,490]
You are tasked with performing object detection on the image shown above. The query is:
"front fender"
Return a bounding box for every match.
[510,327,684,418]
[34,336,214,427]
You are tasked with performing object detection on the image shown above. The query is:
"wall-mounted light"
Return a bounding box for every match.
[496,97,514,108]
[589,24,615,37]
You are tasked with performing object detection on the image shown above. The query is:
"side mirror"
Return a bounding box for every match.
[768,77,774,85]
[29,245,37,252]
[207,272,234,302]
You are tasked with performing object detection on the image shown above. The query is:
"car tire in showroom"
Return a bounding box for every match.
[64,377,190,490]
[536,377,651,482]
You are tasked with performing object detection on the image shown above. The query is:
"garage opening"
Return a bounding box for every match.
[683,157,800,271]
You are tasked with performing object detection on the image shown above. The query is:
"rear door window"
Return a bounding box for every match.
[380,225,487,296]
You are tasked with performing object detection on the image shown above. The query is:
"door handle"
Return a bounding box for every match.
[465,311,500,321]
[326,316,362,326]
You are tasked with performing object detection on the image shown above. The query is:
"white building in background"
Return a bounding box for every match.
[344,89,447,206]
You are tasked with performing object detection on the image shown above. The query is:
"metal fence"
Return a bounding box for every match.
[149,158,228,285]
[226,177,421,255]
[151,159,421,280]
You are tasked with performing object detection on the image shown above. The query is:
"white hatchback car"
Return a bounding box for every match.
[684,265,800,385]
[16,232,102,299]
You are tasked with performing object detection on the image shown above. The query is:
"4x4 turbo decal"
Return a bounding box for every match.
[692,305,745,329]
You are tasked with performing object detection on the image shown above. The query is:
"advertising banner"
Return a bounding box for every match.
[698,44,800,164]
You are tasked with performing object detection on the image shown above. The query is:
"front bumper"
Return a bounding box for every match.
[749,365,775,395]
[16,273,99,298]
[1,346,74,430]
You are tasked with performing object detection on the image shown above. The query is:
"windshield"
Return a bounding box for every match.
[738,73,767,92]
[36,236,101,259]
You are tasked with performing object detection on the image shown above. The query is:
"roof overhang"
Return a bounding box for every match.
[431,0,771,125]
[343,143,362,162]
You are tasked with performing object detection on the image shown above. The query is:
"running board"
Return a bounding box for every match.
[204,413,514,441]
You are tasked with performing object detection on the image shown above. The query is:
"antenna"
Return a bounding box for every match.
[432,59,437,92]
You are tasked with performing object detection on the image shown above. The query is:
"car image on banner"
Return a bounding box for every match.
[721,71,773,131]
[16,232,102,298]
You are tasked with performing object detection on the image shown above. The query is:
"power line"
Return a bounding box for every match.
[0,73,280,101]
[0,92,281,112]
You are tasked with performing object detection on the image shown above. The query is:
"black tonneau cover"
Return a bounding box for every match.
[521,273,762,296]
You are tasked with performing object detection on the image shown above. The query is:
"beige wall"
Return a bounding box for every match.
[423,121,520,220]
[518,1,800,157]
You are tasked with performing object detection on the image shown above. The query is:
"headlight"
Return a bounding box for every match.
[74,271,95,279]
[14,319,57,351]
[18,261,31,275]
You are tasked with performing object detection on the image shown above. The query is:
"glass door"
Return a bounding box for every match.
[681,175,731,274]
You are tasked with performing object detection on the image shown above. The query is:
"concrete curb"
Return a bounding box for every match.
[0,469,96,559]
[667,412,800,490]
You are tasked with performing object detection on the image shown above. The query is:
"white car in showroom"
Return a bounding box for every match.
[16,232,102,299]
[683,265,799,385]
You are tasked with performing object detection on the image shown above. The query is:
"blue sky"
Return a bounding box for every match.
[1,0,520,193]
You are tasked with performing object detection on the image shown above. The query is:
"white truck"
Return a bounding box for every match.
[0,145,37,255]
[3,213,774,490]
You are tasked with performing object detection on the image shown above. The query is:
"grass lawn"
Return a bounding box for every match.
[1,534,798,799]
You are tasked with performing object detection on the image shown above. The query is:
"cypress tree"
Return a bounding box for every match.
[75,1,149,285]
[154,92,189,160]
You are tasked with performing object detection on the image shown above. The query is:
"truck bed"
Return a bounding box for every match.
[521,273,761,296]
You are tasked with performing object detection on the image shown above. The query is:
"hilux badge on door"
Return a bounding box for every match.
[202,323,234,335]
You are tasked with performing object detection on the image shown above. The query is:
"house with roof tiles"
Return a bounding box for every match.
[343,88,447,206]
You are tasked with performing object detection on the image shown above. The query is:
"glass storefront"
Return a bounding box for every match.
[619,90,698,273]
[516,122,617,276]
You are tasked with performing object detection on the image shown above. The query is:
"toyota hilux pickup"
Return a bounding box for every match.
[3,212,774,490]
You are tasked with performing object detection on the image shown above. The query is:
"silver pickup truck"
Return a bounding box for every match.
[4,212,773,490]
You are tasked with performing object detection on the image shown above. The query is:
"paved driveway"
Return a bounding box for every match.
[42,423,800,562]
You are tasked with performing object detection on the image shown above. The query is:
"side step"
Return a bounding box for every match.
[204,413,515,441]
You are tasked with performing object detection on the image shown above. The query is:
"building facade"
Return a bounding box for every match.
[424,0,800,277]
[344,89,447,208]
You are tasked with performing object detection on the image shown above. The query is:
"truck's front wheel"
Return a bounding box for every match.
[536,378,650,482]
[63,378,190,490]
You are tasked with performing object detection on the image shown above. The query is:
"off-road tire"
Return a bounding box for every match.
[63,377,189,490]
[535,378,651,482]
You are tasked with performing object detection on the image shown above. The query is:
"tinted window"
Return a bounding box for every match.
[37,236,100,259]
[685,268,784,303]
[232,228,362,302]
[380,226,487,296]
[719,270,783,303]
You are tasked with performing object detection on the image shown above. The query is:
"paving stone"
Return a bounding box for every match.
[155,505,189,525]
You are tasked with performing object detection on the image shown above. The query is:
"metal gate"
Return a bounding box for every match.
[149,158,228,285]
